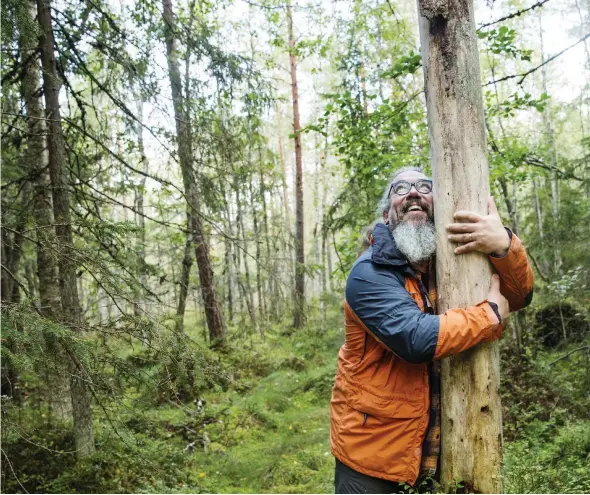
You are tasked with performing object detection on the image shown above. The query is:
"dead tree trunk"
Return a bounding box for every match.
[417,1,502,492]
[162,0,225,342]
[37,0,95,457]
[287,0,305,329]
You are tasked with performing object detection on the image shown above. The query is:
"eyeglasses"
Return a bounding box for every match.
[388,179,433,197]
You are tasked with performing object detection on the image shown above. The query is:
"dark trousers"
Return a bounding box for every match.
[334,459,409,494]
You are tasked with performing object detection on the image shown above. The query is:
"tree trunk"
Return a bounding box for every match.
[176,221,193,333]
[539,11,561,276]
[249,175,264,325]
[162,0,225,342]
[258,146,271,321]
[223,198,235,324]
[235,180,256,325]
[134,100,148,318]
[532,175,544,240]
[276,105,292,229]
[287,0,305,329]
[497,177,519,237]
[37,0,94,457]
[417,1,502,492]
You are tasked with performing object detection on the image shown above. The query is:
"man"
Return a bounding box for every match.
[330,167,533,493]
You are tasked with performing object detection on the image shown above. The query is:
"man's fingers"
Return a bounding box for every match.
[448,233,477,243]
[453,211,482,223]
[446,222,476,233]
[488,196,499,215]
[454,241,478,254]
[490,273,500,290]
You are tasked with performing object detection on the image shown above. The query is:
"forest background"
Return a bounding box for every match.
[1,0,589,492]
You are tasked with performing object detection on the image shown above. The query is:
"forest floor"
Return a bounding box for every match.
[2,307,589,493]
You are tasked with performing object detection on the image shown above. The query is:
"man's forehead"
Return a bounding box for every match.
[393,171,428,182]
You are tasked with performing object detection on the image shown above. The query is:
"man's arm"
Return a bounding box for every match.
[447,196,534,311]
[346,260,502,364]
[489,233,534,311]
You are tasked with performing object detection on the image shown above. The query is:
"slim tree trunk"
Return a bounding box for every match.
[258,146,271,320]
[134,100,148,318]
[37,0,94,456]
[418,1,502,491]
[176,221,193,333]
[276,105,291,228]
[539,12,561,276]
[249,175,264,324]
[287,0,305,329]
[235,181,256,325]
[223,198,235,324]
[276,105,295,305]
[162,0,225,342]
[497,177,519,237]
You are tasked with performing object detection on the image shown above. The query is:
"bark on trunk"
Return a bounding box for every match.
[287,0,305,329]
[258,146,271,321]
[235,181,256,325]
[417,0,502,491]
[532,175,544,240]
[223,198,235,324]
[134,100,148,318]
[176,222,193,333]
[162,0,225,342]
[37,0,94,456]
[539,12,561,276]
[20,0,72,420]
[249,175,264,324]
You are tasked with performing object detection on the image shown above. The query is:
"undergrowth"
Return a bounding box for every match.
[2,306,589,493]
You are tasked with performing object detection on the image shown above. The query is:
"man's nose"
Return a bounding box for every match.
[405,186,421,198]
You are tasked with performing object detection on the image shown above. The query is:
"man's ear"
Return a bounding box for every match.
[382,210,389,223]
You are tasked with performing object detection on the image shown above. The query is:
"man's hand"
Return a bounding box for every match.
[446,196,511,256]
[488,274,509,321]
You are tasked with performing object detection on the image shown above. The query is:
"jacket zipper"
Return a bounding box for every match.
[362,413,368,426]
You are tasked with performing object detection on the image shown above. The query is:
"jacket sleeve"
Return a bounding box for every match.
[346,260,501,364]
[489,231,534,311]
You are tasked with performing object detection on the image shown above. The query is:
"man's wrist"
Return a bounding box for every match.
[487,301,502,323]
[490,228,512,258]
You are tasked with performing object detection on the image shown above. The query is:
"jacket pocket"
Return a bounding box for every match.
[344,382,426,419]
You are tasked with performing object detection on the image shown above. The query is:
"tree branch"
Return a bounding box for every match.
[484,32,590,87]
[478,0,551,29]
[548,346,590,366]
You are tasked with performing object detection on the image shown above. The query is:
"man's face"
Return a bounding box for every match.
[383,171,434,227]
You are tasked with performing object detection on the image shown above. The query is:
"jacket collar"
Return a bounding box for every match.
[371,223,410,268]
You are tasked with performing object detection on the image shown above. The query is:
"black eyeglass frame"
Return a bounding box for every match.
[387,179,433,198]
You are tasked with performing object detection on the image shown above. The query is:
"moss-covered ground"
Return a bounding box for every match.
[2,307,589,493]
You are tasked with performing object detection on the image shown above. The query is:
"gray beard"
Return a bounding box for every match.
[390,220,436,264]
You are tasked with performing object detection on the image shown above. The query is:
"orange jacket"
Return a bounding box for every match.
[330,223,533,485]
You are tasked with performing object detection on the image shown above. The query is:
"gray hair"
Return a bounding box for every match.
[377,166,427,215]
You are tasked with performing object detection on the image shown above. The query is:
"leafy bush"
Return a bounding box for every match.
[505,420,590,494]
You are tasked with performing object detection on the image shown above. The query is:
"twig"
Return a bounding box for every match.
[1,447,29,494]
[478,0,551,29]
[484,32,590,87]
[0,264,31,300]
[548,346,590,366]
[526,250,549,283]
